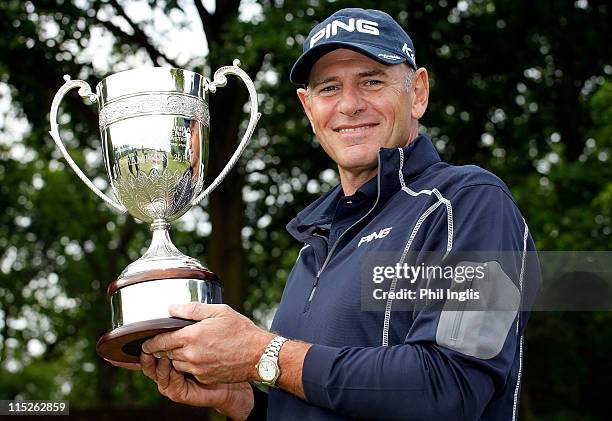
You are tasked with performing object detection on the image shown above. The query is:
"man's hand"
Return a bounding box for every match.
[142,303,274,384]
[111,302,311,401]
[108,353,254,420]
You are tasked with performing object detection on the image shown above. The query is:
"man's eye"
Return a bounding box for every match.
[319,85,339,93]
[364,80,383,87]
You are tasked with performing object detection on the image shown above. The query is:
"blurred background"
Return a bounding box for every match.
[0,0,610,419]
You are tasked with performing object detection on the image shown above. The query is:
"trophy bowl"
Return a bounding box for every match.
[49,62,260,362]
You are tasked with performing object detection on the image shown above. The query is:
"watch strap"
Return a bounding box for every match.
[262,336,288,362]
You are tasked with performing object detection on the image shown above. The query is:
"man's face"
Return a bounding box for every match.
[297,48,425,177]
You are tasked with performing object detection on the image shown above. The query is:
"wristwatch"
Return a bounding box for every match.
[256,335,288,387]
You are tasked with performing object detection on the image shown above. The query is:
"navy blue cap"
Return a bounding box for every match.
[290,8,417,86]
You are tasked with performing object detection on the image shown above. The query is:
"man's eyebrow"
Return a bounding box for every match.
[357,68,388,78]
[311,76,339,87]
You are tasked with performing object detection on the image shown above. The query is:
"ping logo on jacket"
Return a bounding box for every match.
[357,227,392,247]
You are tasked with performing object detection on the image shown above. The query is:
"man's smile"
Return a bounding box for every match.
[333,123,379,135]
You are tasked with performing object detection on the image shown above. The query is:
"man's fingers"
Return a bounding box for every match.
[142,330,184,354]
[156,357,172,390]
[141,352,157,380]
[169,367,186,389]
[105,359,142,371]
[170,360,193,376]
[143,303,232,354]
[171,360,207,385]
[167,368,190,403]
[142,303,230,354]
[168,303,229,322]
[153,351,169,359]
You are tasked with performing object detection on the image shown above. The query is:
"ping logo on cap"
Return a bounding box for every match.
[309,18,380,48]
[402,43,415,62]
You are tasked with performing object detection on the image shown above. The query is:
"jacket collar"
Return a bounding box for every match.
[287,134,441,242]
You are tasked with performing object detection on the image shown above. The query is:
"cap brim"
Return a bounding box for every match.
[289,41,413,86]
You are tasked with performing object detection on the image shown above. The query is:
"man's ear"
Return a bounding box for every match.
[297,88,316,134]
[411,68,429,120]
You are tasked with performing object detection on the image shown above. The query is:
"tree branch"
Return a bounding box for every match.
[104,0,180,68]
[194,0,214,45]
[197,0,241,46]
[217,0,241,20]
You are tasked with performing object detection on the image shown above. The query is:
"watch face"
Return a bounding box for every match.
[258,358,278,382]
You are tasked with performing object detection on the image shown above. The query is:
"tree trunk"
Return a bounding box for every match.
[206,76,248,314]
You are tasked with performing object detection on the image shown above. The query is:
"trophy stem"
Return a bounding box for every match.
[116,218,205,281]
[141,218,183,260]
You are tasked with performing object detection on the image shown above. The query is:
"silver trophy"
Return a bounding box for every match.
[49,61,260,362]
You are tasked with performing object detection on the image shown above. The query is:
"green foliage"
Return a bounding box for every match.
[0,0,611,419]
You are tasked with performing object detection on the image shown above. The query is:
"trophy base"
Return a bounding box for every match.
[96,318,194,363]
[97,269,222,363]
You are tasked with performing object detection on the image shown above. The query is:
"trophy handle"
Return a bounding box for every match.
[190,59,261,207]
[48,75,127,214]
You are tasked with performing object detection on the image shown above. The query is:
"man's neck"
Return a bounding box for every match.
[338,131,420,196]
[339,168,378,196]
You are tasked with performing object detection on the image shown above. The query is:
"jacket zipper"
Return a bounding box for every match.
[450,275,474,341]
[304,155,384,311]
[449,305,466,341]
[308,270,322,302]
[301,233,326,312]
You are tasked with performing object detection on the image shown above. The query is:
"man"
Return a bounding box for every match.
[111,8,540,420]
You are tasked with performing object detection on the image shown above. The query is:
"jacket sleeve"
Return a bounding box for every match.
[300,184,540,420]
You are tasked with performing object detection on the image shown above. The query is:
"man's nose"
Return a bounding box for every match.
[337,85,366,116]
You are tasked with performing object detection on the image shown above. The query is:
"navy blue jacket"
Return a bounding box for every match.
[266,135,540,420]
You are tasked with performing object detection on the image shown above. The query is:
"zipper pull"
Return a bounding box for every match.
[308,271,321,302]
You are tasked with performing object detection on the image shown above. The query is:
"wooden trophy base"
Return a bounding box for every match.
[96,318,194,363]
[96,268,222,363]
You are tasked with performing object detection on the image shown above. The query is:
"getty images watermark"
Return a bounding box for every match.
[371,262,485,302]
[360,251,612,312]
[361,252,534,312]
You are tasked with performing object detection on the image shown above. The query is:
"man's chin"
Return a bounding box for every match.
[337,156,379,173]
